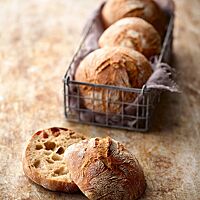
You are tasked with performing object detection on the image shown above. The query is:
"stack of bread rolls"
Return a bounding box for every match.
[75,0,168,114]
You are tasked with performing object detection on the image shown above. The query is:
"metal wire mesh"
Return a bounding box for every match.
[64,79,161,131]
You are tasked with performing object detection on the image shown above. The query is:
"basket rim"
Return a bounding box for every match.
[63,77,151,94]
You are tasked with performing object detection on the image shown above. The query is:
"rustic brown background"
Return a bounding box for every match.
[0,0,200,199]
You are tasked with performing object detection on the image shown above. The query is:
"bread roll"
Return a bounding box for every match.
[64,137,146,200]
[75,47,152,114]
[99,17,161,59]
[23,127,86,192]
[102,0,167,38]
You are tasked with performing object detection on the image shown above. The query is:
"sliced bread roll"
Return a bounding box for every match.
[64,137,146,200]
[23,127,86,192]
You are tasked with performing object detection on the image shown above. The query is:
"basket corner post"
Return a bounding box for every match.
[63,76,69,119]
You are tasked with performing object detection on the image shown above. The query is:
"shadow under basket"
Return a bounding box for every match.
[63,1,175,132]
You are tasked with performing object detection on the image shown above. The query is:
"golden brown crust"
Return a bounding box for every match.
[102,0,168,38]
[23,127,86,192]
[64,137,146,200]
[75,47,152,113]
[99,17,161,59]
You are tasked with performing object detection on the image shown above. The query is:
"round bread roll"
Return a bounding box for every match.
[23,127,86,192]
[102,0,167,38]
[64,137,146,200]
[75,47,152,114]
[99,17,161,59]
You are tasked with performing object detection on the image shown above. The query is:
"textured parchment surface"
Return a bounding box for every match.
[0,0,200,199]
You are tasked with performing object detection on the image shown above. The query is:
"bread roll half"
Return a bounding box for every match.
[23,127,86,192]
[99,17,161,59]
[75,47,152,114]
[64,137,146,200]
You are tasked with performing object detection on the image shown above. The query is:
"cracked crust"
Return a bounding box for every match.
[75,47,152,113]
[23,127,86,192]
[102,0,167,38]
[64,137,146,200]
[99,17,161,59]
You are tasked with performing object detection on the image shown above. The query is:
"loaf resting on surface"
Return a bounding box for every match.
[64,137,146,200]
[23,127,85,192]
[99,17,161,59]
[75,47,152,114]
[102,0,167,38]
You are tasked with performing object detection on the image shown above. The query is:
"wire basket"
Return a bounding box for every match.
[63,4,174,132]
